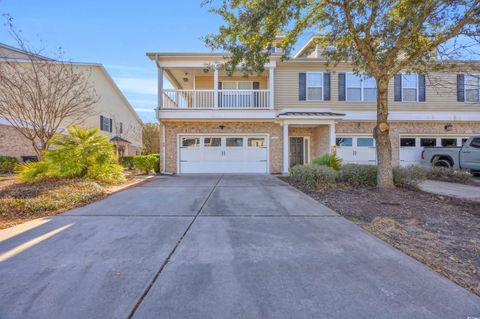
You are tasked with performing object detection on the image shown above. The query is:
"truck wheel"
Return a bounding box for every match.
[433,159,452,168]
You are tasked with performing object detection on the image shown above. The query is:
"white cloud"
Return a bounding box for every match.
[134,108,156,113]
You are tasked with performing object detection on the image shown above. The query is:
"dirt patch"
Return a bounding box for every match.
[281,177,480,296]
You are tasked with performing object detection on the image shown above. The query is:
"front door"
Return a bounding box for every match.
[290,137,304,167]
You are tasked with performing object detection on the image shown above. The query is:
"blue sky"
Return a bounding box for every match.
[0,0,233,123]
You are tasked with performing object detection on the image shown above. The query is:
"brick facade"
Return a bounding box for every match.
[0,124,36,159]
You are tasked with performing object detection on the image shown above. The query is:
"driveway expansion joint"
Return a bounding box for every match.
[126,174,223,319]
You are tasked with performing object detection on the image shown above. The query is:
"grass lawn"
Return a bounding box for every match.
[282,177,480,297]
[0,174,149,230]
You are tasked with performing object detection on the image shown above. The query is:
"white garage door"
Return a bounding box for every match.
[399,136,469,166]
[179,135,268,173]
[336,136,377,165]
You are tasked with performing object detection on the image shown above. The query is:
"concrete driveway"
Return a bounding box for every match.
[0,174,479,319]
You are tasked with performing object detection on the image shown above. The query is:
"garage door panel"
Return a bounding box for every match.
[179,135,268,174]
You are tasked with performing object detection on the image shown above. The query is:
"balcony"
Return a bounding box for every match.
[162,89,271,109]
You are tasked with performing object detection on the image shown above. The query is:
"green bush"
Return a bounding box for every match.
[289,164,338,189]
[338,164,377,187]
[132,155,158,174]
[0,156,19,174]
[393,165,428,189]
[427,167,472,184]
[121,156,135,170]
[153,154,161,174]
[311,153,342,171]
[16,126,125,184]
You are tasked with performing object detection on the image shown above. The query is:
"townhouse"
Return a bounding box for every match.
[0,43,143,161]
[148,37,480,174]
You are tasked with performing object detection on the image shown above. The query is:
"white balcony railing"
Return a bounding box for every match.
[162,89,271,109]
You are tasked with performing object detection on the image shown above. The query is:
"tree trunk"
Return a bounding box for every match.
[374,77,395,188]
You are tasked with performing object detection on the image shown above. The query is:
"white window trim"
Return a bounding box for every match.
[221,81,253,90]
[401,73,419,102]
[464,74,480,103]
[101,116,111,132]
[306,72,323,101]
[345,72,377,102]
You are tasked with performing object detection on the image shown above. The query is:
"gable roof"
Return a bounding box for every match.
[293,36,319,58]
[0,42,54,61]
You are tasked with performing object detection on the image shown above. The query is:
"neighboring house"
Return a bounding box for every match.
[0,43,143,160]
[148,37,480,174]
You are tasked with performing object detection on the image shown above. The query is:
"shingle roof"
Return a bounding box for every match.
[277,111,345,117]
[110,136,132,144]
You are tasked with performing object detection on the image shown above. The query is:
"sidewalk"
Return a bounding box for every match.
[418,180,480,202]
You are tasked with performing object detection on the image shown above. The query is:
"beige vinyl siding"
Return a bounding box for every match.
[194,76,268,89]
[274,63,479,112]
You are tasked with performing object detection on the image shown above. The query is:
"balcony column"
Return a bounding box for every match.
[329,122,336,154]
[157,67,163,109]
[283,122,289,173]
[268,66,275,108]
[213,68,219,108]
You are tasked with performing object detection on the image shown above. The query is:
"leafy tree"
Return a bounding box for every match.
[203,0,480,188]
[142,123,161,154]
[17,126,124,184]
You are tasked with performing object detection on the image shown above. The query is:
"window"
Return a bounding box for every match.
[182,138,200,147]
[307,73,323,101]
[402,74,418,102]
[346,74,377,101]
[400,138,416,147]
[470,137,480,148]
[119,122,123,134]
[357,137,374,147]
[204,137,221,147]
[336,138,352,147]
[248,138,265,147]
[101,116,111,132]
[420,138,436,147]
[465,75,480,103]
[441,138,457,147]
[226,137,243,147]
[222,81,253,90]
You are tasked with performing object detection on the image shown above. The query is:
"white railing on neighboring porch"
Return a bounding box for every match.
[162,89,271,109]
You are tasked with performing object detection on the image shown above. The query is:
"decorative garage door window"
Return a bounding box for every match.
[357,137,374,147]
[226,137,243,147]
[336,137,352,147]
[204,137,221,147]
[182,137,200,147]
[248,138,265,147]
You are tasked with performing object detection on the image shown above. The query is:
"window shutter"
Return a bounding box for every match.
[253,82,260,107]
[457,74,465,102]
[109,118,113,133]
[100,115,104,131]
[299,73,306,101]
[218,82,222,107]
[323,73,331,101]
[418,74,426,102]
[394,74,402,101]
[338,73,346,101]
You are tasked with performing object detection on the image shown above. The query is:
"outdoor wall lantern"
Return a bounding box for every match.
[219,125,225,130]
[444,123,453,131]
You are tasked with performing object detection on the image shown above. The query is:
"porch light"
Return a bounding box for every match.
[219,125,225,130]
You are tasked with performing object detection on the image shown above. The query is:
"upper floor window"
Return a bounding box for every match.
[465,75,480,103]
[402,74,418,102]
[100,115,112,133]
[119,122,124,134]
[307,72,323,101]
[346,73,377,102]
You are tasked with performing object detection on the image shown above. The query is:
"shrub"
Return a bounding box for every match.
[289,164,338,189]
[16,126,125,184]
[311,153,342,171]
[0,156,19,174]
[338,164,377,187]
[121,156,135,170]
[427,167,472,184]
[393,165,428,189]
[132,155,158,174]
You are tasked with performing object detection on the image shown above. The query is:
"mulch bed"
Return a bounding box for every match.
[281,177,480,296]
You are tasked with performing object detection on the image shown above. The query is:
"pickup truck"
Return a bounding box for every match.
[421,135,480,173]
